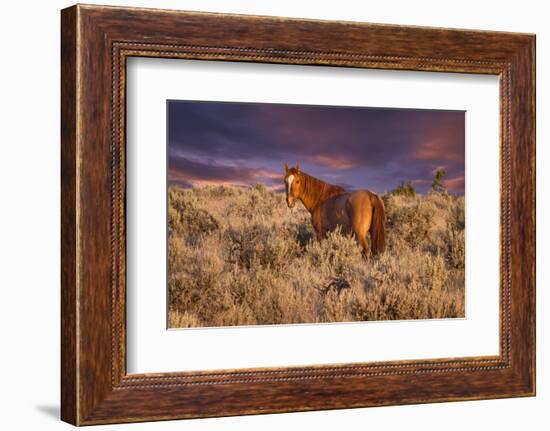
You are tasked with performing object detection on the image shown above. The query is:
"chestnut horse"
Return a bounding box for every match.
[284,163,386,256]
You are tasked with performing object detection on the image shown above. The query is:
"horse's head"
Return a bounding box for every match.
[284,163,303,208]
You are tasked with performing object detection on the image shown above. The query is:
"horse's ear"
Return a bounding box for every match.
[284,163,289,173]
[295,163,300,173]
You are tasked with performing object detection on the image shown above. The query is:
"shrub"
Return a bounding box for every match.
[168,188,219,239]
[167,184,465,327]
[306,226,366,281]
[224,223,301,271]
[168,236,233,325]
[391,180,416,197]
[443,197,466,269]
[385,194,434,248]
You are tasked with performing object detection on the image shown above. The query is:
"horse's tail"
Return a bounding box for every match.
[369,193,386,255]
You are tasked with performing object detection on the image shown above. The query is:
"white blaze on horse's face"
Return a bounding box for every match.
[285,174,295,208]
[286,175,295,194]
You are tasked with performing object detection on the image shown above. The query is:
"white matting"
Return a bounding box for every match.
[126,57,500,373]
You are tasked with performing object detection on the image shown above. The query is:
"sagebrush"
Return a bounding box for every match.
[168,184,465,328]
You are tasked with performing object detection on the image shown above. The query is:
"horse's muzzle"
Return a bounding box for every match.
[286,197,295,208]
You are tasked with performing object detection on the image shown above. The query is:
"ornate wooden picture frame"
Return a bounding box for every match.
[61,4,535,425]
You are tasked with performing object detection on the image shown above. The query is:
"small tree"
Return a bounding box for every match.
[431,168,447,194]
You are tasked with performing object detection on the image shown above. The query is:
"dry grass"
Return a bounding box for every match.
[168,184,465,328]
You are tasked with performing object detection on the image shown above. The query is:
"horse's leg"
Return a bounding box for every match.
[315,225,328,241]
[347,193,373,259]
[311,208,325,241]
[314,228,323,241]
[356,234,369,259]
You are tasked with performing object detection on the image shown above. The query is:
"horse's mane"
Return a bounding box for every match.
[298,171,346,210]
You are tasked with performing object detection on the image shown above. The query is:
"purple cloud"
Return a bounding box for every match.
[168,100,465,194]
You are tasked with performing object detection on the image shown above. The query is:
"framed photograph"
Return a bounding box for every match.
[61,4,535,425]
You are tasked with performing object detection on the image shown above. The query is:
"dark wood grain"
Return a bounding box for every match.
[60,6,77,425]
[61,4,535,425]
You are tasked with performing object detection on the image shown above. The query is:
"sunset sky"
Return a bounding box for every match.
[168,100,465,195]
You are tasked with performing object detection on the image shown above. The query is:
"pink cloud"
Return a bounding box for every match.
[412,178,431,186]
[413,139,463,163]
[445,175,465,192]
[308,154,359,169]
[168,157,283,189]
